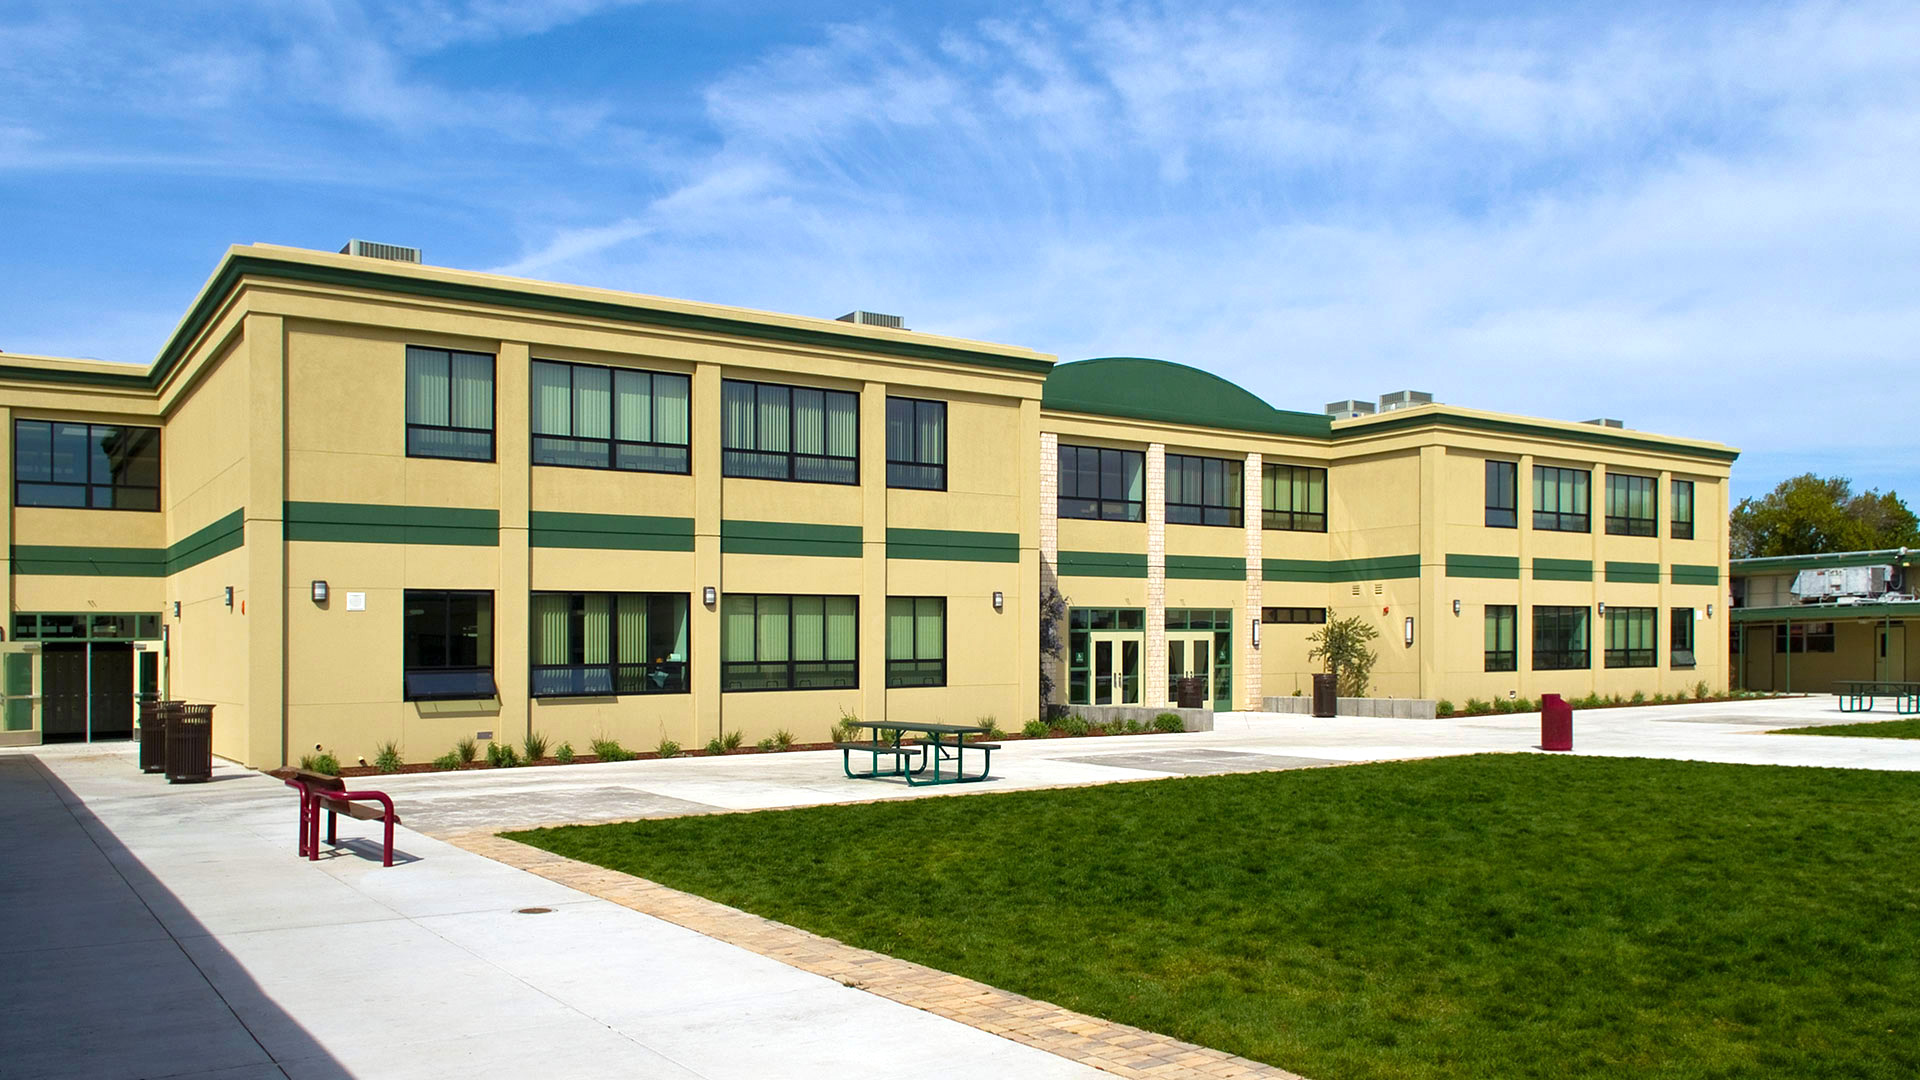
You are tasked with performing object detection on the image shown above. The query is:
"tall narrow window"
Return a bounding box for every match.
[1166,453,1243,526]
[13,420,160,510]
[885,397,946,490]
[1485,460,1517,528]
[530,360,689,474]
[1057,445,1145,521]
[1485,605,1517,671]
[1262,464,1327,532]
[1533,466,1590,532]
[720,594,858,690]
[1604,607,1657,668]
[886,597,946,686]
[1605,474,1657,536]
[1532,606,1589,670]
[403,590,495,699]
[1670,608,1696,669]
[405,346,494,460]
[1671,480,1695,540]
[530,592,689,696]
[721,380,858,484]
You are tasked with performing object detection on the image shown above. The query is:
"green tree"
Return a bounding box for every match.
[1307,615,1380,698]
[1730,474,1920,558]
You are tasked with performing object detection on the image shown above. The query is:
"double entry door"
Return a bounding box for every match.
[1167,631,1215,707]
[1087,631,1142,706]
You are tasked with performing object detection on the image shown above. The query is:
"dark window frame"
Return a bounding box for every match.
[1262,463,1328,533]
[1533,465,1590,533]
[885,596,946,687]
[403,589,497,700]
[1532,605,1590,670]
[721,379,860,485]
[404,346,497,462]
[885,396,947,491]
[1670,607,1696,669]
[1485,460,1517,528]
[720,594,860,692]
[1057,445,1146,522]
[1774,622,1836,654]
[1485,604,1518,671]
[1604,606,1658,668]
[1166,453,1244,528]
[1260,607,1327,624]
[1671,479,1695,540]
[1604,473,1658,537]
[529,591,690,698]
[13,419,161,512]
[529,359,691,475]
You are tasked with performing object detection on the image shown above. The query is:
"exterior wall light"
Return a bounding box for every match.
[1597,601,1606,615]
[1250,617,1261,649]
[1452,599,1461,616]
[173,601,181,617]
[224,586,234,609]
[703,586,717,606]
[992,591,1004,612]
[1707,604,1714,618]
[1404,616,1415,647]
[311,580,329,604]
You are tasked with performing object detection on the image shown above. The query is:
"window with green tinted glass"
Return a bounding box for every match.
[530,360,689,474]
[885,398,946,490]
[1262,464,1326,532]
[1604,607,1657,668]
[405,347,494,460]
[1533,605,1589,669]
[886,597,945,686]
[530,592,688,697]
[720,594,858,690]
[1167,453,1243,527]
[721,380,858,484]
[1485,460,1516,528]
[1485,605,1517,671]
[1671,480,1695,540]
[1057,445,1144,521]
[14,420,160,510]
[1605,474,1657,536]
[1533,466,1590,532]
[1671,608,1696,668]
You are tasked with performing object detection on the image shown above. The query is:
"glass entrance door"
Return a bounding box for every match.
[1090,632,1142,705]
[1166,631,1213,706]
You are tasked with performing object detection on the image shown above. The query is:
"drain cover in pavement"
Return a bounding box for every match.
[1059,749,1336,775]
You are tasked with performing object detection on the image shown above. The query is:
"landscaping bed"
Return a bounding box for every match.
[510,755,1920,1080]
[1437,687,1786,718]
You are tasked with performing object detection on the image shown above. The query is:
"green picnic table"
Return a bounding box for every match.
[1833,680,1920,715]
[836,720,999,785]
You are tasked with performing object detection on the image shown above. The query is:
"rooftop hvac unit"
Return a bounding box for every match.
[1325,399,1376,418]
[1791,565,1894,601]
[836,310,904,329]
[1582,417,1625,429]
[339,240,422,264]
[1377,390,1433,412]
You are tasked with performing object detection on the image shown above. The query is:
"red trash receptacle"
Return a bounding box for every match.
[1540,693,1572,751]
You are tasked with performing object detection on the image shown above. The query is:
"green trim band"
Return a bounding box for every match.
[1057,550,1149,579]
[166,509,245,574]
[1343,410,1740,462]
[285,502,499,546]
[1671,564,1721,586]
[1445,554,1520,580]
[1533,558,1594,582]
[530,511,694,552]
[10,544,165,577]
[885,527,1020,564]
[1604,560,1661,584]
[721,519,863,558]
[1730,551,1915,574]
[1732,601,1920,623]
[1166,555,1245,581]
[1262,555,1421,582]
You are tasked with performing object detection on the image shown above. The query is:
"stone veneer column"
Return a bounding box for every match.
[1038,433,1062,709]
[1243,452,1263,710]
[1145,443,1167,707]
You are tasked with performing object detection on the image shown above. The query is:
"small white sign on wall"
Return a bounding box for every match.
[345,592,367,612]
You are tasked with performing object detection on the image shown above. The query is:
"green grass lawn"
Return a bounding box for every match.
[509,756,1920,1079]
[1774,717,1920,739]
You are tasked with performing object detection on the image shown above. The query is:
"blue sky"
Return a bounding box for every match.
[4,0,1917,503]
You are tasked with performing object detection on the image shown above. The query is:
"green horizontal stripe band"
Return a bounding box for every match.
[1166,555,1246,580]
[1671,564,1721,586]
[885,528,1021,564]
[1446,554,1520,580]
[1605,560,1661,584]
[1057,550,1149,578]
[10,545,166,577]
[1263,558,1329,583]
[284,502,499,546]
[721,519,862,558]
[530,511,695,551]
[166,509,245,574]
[1533,558,1594,582]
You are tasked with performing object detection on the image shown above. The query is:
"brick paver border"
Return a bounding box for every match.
[449,830,1304,1080]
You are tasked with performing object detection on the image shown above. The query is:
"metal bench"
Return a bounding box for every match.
[835,741,922,779]
[284,768,402,867]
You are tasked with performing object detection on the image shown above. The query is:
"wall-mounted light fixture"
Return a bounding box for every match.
[1597,601,1606,615]
[992,591,1004,612]
[1404,616,1415,647]
[311,580,329,604]
[172,601,181,618]
[1707,603,1714,618]
[1251,617,1261,649]
[224,586,234,610]
[703,586,717,606]
[1452,599,1461,616]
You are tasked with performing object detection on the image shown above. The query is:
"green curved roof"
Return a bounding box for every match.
[1042,357,1331,438]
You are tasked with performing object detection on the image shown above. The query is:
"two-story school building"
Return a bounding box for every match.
[0,243,1737,767]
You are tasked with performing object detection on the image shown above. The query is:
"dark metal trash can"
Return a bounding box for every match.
[1540,693,1572,751]
[1311,673,1337,718]
[166,704,215,783]
[1174,676,1205,709]
[138,699,166,773]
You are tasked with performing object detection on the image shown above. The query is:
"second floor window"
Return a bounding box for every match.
[1485,605,1517,671]
[530,592,689,697]
[885,397,946,490]
[1533,465,1590,532]
[531,360,689,474]
[1166,453,1243,527]
[1533,605,1589,670]
[886,596,946,687]
[1058,445,1144,522]
[1485,460,1517,528]
[720,594,858,691]
[403,590,496,700]
[405,346,494,461]
[1604,607,1657,668]
[14,419,160,511]
[1605,474,1657,536]
[721,380,858,484]
[1671,480,1695,540]
[1263,464,1327,532]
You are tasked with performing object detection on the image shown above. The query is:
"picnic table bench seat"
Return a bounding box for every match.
[837,741,923,779]
[284,768,401,867]
[1833,680,1920,715]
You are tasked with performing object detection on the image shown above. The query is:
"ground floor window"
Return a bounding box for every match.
[1533,606,1589,670]
[1605,607,1657,668]
[530,592,688,697]
[886,597,946,687]
[404,590,496,700]
[1671,608,1696,669]
[1774,622,1835,654]
[1260,607,1326,624]
[721,595,857,691]
[1485,605,1517,672]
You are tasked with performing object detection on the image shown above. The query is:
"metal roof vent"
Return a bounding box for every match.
[836,310,904,330]
[1378,390,1433,412]
[1581,418,1625,429]
[1325,399,1377,418]
[339,239,422,264]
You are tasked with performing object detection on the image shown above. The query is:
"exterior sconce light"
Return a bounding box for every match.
[172,601,181,617]
[1597,601,1606,615]
[1452,599,1461,616]
[311,580,329,604]
[224,586,234,609]
[992,591,1004,612]
[1707,604,1714,618]
[703,586,717,606]
[1251,618,1261,649]
[1404,616,1415,647]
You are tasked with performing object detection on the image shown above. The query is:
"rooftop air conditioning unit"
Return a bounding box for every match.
[339,239,422,264]
[836,310,904,329]
[1582,418,1625,429]
[1378,390,1433,412]
[1325,399,1376,418]
[1792,565,1894,601]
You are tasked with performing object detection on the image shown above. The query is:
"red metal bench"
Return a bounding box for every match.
[285,769,401,867]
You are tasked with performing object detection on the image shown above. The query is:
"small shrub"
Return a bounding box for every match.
[1694,680,1710,700]
[1514,697,1535,713]
[1125,717,1145,734]
[1464,697,1489,715]
[756,737,776,752]
[722,729,744,751]
[591,737,631,763]
[486,741,519,768]
[1582,693,1605,709]
[1610,692,1625,705]
[1435,699,1455,718]
[373,740,404,773]
[299,750,341,776]
[1630,690,1646,705]
[1491,698,1514,714]
[455,736,478,764]
[523,730,549,763]
[1061,714,1090,736]
[830,709,865,743]
[705,736,726,755]
[1023,718,1051,738]
[774,728,796,750]
[976,716,1005,740]
[432,751,460,770]
[655,738,681,759]
[1153,712,1184,733]
[554,741,576,764]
